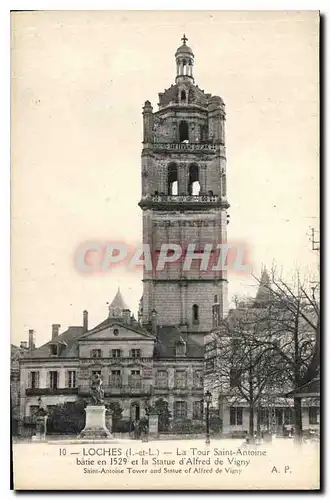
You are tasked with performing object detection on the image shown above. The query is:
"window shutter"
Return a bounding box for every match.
[28,371,32,388]
[46,372,50,388]
[65,370,69,388]
[129,349,132,357]
[36,371,40,388]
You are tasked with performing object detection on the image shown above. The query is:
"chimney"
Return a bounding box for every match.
[52,324,60,340]
[20,341,28,349]
[28,329,35,352]
[122,309,131,324]
[151,309,158,336]
[83,310,88,333]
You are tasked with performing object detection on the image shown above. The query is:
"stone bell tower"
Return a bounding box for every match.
[139,35,229,335]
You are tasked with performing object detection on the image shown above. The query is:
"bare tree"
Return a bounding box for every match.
[206,267,320,440]
[252,268,320,439]
[207,306,283,438]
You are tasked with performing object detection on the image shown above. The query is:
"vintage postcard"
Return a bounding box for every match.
[11,10,320,490]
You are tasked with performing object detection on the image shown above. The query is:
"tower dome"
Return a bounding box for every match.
[175,41,194,57]
[175,34,194,83]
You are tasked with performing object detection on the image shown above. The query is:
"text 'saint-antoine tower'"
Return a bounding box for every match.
[139,35,229,338]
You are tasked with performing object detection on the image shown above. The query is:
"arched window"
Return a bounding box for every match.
[214,294,218,303]
[179,121,189,142]
[181,90,186,102]
[167,164,178,195]
[192,304,199,324]
[188,164,200,195]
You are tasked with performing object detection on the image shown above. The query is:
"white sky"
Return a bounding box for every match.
[11,10,319,347]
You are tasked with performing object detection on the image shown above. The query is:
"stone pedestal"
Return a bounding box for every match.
[78,405,112,439]
[105,409,113,434]
[35,415,48,441]
[148,413,159,438]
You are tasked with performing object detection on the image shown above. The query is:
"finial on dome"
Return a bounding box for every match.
[181,33,188,45]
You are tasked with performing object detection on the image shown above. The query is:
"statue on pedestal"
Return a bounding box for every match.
[90,373,104,405]
[35,397,48,441]
[36,396,48,417]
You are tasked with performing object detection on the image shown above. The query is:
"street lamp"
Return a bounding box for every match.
[204,390,212,445]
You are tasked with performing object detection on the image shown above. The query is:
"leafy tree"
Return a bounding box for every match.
[47,400,86,434]
[145,398,172,431]
[107,401,123,432]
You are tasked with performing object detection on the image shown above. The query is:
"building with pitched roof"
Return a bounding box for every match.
[18,290,204,428]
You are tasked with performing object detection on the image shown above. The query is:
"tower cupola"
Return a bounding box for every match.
[175,34,194,83]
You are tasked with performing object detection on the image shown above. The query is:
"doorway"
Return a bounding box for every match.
[131,403,140,422]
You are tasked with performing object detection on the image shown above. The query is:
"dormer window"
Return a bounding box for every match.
[49,344,58,356]
[181,90,186,102]
[175,341,186,357]
[91,349,102,359]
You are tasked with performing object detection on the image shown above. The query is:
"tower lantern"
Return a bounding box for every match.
[175,34,195,83]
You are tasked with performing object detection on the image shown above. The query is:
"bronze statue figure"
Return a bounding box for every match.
[90,373,104,405]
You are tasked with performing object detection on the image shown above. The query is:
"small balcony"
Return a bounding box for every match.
[191,386,204,394]
[153,385,169,395]
[172,386,189,395]
[108,385,152,396]
[78,384,152,397]
[25,387,78,396]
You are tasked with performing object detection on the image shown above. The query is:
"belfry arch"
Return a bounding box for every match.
[167,163,178,195]
[188,163,200,195]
